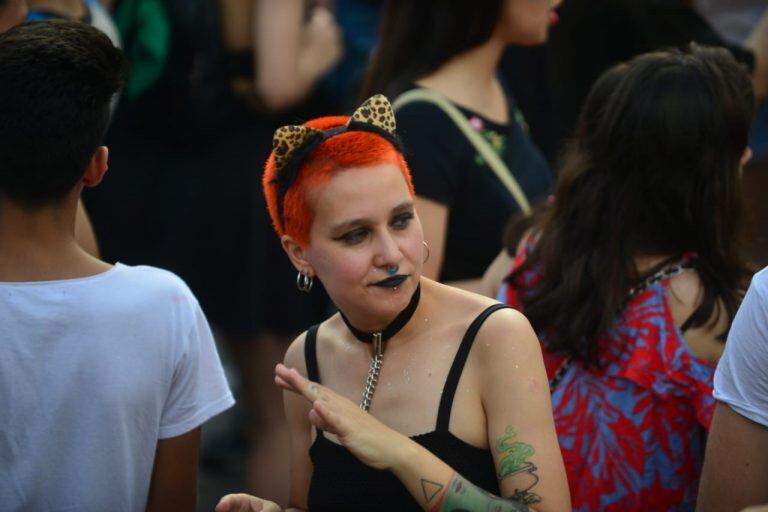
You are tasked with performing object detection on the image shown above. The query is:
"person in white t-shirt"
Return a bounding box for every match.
[698,266,768,511]
[0,20,234,511]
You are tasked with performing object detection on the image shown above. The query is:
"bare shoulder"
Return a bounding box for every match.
[667,270,728,363]
[284,330,309,377]
[428,278,500,312]
[472,305,542,363]
[284,312,346,371]
[428,279,540,361]
[667,270,704,311]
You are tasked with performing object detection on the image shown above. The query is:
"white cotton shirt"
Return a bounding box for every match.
[694,0,766,45]
[0,264,234,511]
[714,266,768,427]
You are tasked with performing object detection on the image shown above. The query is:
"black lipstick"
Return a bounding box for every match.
[372,274,408,287]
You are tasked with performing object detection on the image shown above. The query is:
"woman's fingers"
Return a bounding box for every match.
[308,408,329,431]
[308,400,346,436]
[314,398,344,434]
[274,374,292,391]
[275,363,325,402]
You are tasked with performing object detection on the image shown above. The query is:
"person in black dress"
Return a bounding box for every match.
[360,0,560,293]
[216,95,570,511]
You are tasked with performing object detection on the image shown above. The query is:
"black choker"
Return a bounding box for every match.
[340,285,421,344]
[341,284,421,411]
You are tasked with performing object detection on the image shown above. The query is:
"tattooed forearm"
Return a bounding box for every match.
[419,426,541,511]
[421,479,444,503]
[429,473,529,512]
[496,426,541,504]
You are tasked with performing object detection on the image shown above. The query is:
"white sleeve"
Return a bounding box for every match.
[714,268,768,428]
[158,300,235,439]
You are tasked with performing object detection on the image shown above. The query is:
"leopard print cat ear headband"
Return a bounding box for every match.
[271,94,404,224]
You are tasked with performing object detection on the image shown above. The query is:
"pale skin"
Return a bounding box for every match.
[413,0,561,291]
[697,403,768,512]
[217,163,570,511]
[219,0,342,111]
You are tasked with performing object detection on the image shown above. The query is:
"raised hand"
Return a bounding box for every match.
[274,363,408,471]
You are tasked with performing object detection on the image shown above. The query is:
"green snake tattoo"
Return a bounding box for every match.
[427,425,541,511]
[496,426,541,505]
[496,426,536,478]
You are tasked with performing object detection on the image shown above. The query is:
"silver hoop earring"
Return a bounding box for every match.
[296,270,314,293]
[422,241,430,264]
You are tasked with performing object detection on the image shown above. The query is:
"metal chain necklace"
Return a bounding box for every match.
[360,333,384,411]
[339,285,421,412]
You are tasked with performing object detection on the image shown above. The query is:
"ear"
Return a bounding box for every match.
[281,234,315,276]
[82,146,109,188]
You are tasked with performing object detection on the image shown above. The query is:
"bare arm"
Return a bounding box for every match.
[697,402,768,512]
[283,335,313,511]
[389,309,569,511]
[273,309,570,511]
[254,0,342,111]
[145,428,201,512]
[666,271,728,363]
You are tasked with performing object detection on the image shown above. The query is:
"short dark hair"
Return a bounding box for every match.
[0,20,126,206]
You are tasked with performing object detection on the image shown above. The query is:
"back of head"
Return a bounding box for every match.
[0,20,125,206]
[569,43,754,257]
[515,44,755,364]
[361,0,502,98]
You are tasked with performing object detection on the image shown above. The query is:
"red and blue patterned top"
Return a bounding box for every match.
[500,243,716,511]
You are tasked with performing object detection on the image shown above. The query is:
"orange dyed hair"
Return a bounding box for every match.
[263,115,415,246]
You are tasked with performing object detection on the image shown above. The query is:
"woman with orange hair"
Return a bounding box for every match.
[216,95,569,511]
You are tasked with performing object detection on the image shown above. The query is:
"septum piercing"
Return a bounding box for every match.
[386,265,399,276]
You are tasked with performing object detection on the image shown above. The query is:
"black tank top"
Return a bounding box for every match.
[304,304,509,511]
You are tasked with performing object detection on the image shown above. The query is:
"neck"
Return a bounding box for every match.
[416,35,505,108]
[0,195,107,281]
[340,284,422,343]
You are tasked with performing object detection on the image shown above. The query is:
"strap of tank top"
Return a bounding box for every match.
[304,324,321,383]
[436,304,512,431]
